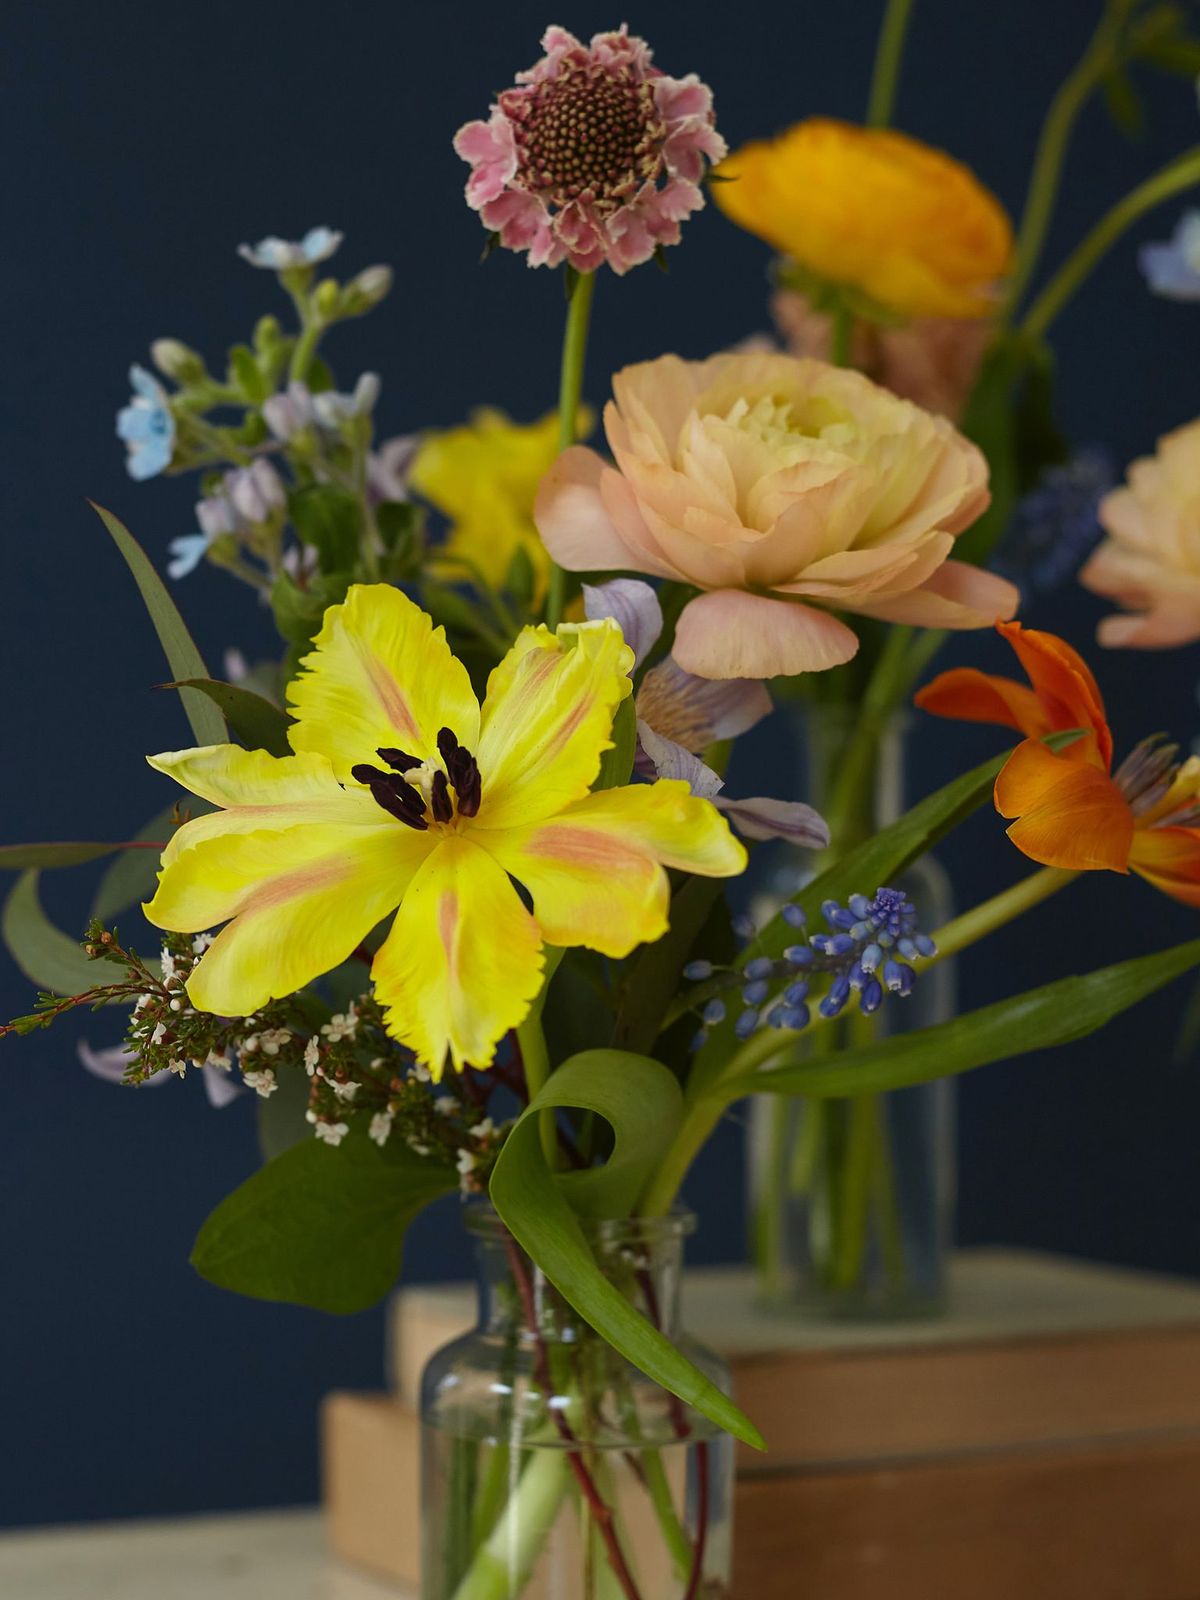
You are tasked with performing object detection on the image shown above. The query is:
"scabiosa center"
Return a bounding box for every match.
[510,58,662,211]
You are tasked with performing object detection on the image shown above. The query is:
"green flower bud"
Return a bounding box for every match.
[314,278,341,318]
[340,264,393,317]
[151,339,207,384]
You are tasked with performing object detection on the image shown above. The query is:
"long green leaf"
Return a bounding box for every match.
[90,502,226,747]
[0,842,127,871]
[737,938,1200,1100]
[191,1134,456,1313]
[2,871,100,993]
[489,1050,764,1450]
[166,679,292,757]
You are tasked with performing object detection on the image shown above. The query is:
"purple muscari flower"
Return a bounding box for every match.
[702,998,727,1026]
[1139,211,1200,301]
[117,364,175,481]
[238,226,343,271]
[582,579,829,848]
[682,959,714,981]
[733,886,936,1039]
[735,1009,760,1041]
[992,449,1113,604]
[731,915,757,943]
[782,903,807,929]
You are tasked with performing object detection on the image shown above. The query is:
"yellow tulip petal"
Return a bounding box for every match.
[147,744,379,867]
[473,619,634,830]
[372,835,544,1076]
[288,583,480,780]
[483,781,746,958]
[145,821,431,1017]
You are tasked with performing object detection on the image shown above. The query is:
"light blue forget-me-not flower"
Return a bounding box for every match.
[116,364,175,480]
[237,226,343,271]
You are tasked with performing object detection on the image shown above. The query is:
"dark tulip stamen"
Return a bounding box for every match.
[377,746,422,773]
[430,769,454,824]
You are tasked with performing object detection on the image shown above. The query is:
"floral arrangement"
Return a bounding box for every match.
[6,10,1200,1598]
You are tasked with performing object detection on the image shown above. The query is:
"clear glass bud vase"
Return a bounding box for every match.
[748,706,956,1318]
[421,1208,734,1600]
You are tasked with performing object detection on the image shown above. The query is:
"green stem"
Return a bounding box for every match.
[289,313,324,384]
[829,304,854,367]
[546,270,597,631]
[822,625,915,851]
[1004,0,1137,318]
[932,864,1077,961]
[449,1449,572,1600]
[1019,145,1200,341]
[866,0,916,128]
[516,1008,559,1172]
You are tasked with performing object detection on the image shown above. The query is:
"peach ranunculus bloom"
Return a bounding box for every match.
[1080,419,1200,649]
[534,351,1018,679]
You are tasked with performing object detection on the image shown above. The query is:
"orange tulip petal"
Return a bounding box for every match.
[1129,827,1200,908]
[996,621,1112,770]
[995,739,1133,872]
[915,667,1051,739]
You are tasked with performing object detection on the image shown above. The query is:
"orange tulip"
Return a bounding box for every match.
[915,620,1200,904]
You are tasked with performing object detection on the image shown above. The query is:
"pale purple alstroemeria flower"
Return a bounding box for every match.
[78,1041,244,1108]
[367,435,420,504]
[583,579,829,848]
[1139,211,1200,301]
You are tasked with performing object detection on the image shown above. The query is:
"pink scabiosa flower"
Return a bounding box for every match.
[454,24,726,275]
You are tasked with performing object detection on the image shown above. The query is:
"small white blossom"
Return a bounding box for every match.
[412,1063,433,1084]
[332,1079,359,1103]
[305,1110,318,1124]
[321,1009,359,1043]
[160,948,178,981]
[167,1058,188,1078]
[304,1037,321,1076]
[151,1022,168,1046]
[468,1118,495,1141]
[257,1027,292,1057]
[369,1112,394,1148]
[434,1095,458,1116]
[241,1034,260,1054]
[134,994,152,1013]
[315,1119,349,1147]
[192,932,215,955]
[456,1149,477,1177]
[242,1067,278,1098]
[407,1138,431,1156]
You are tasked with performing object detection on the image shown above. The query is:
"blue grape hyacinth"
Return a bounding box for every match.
[688,888,936,1049]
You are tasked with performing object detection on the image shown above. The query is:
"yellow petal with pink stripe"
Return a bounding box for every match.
[147,744,380,867]
[371,835,544,1076]
[287,584,481,780]
[145,821,431,1017]
[482,781,747,958]
[474,618,634,831]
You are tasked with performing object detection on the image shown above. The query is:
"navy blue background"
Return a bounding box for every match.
[3,0,1198,1528]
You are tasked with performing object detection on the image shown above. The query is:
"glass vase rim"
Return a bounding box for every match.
[461,1201,697,1246]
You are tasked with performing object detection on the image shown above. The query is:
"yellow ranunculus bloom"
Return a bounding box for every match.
[715,118,1014,321]
[142,584,745,1075]
[412,407,586,598]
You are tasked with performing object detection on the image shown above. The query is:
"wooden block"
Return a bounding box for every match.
[733,1432,1200,1600]
[322,1392,421,1588]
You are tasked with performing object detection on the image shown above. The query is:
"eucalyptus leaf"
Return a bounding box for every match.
[738,937,1200,1099]
[191,1133,456,1313]
[0,842,125,871]
[3,871,101,994]
[91,804,201,922]
[489,1050,764,1449]
[91,503,226,747]
[165,679,292,757]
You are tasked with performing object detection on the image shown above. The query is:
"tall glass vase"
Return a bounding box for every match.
[748,706,956,1318]
[421,1208,734,1600]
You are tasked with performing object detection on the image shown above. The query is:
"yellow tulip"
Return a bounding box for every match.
[715,118,1014,321]
[142,585,745,1076]
[412,407,586,598]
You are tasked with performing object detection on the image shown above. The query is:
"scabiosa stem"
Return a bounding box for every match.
[866,0,916,128]
[546,269,596,629]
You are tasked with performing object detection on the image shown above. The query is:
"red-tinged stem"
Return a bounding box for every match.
[681,1442,710,1600]
[503,1235,645,1600]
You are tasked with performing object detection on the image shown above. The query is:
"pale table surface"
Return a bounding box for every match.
[0,1508,411,1600]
